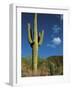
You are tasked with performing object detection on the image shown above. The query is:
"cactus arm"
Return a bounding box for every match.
[27,23,33,44]
[38,30,44,46]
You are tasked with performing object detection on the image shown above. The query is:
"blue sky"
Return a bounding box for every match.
[21,13,63,58]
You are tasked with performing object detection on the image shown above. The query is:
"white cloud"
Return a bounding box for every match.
[47,37,61,48]
[52,37,61,45]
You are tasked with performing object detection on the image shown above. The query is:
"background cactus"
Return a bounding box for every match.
[27,13,44,75]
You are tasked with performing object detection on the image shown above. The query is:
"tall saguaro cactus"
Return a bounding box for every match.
[27,13,44,75]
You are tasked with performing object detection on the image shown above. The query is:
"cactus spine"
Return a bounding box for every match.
[27,13,44,75]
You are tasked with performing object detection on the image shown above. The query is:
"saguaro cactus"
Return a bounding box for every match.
[27,13,44,75]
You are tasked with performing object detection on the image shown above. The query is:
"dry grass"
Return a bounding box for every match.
[21,56,63,77]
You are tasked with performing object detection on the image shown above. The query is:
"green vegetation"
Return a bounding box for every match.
[21,56,63,77]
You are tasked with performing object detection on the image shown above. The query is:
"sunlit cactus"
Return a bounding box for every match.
[27,13,44,75]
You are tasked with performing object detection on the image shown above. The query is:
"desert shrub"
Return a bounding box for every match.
[47,56,63,75]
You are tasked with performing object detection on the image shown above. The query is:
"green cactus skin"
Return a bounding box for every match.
[27,13,44,75]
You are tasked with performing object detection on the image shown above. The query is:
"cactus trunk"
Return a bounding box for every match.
[32,44,38,75]
[27,13,44,76]
[33,13,38,75]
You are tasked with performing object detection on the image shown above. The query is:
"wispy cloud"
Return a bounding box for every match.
[60,15,63,21]
[56,15,63,21]
[47,43,55,48]
[52,25,61,33]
